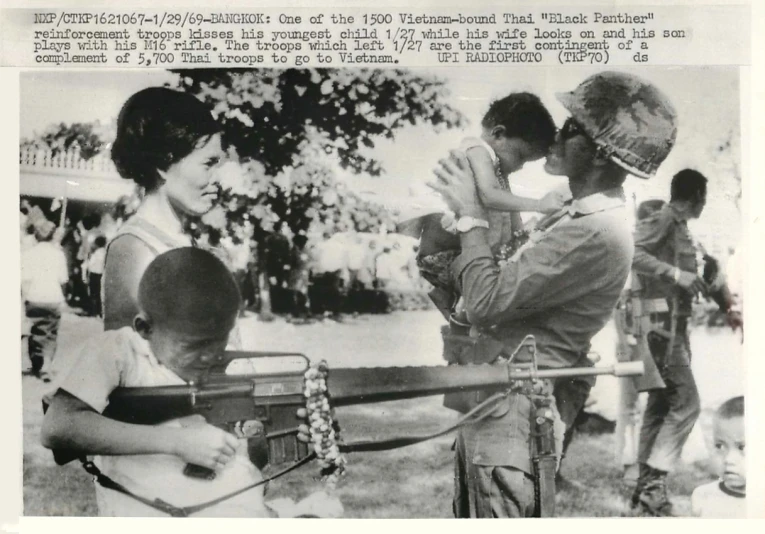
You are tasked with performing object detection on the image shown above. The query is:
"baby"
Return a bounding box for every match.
[691,396,746,518]
[416,92,564,319]
[42,247,341,517]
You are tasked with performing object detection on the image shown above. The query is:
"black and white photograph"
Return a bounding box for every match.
[14,64,749,519]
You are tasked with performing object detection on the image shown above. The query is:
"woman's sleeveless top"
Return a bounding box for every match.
[103,214,243,348]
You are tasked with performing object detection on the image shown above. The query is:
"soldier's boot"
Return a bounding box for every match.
[637,466,673,517]
[629,463,651,509]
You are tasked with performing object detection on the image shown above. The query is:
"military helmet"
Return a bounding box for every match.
[556,71,678,179]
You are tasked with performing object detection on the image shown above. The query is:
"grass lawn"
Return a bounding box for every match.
[23,381,714,518]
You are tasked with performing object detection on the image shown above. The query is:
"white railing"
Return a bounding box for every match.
[19,147,119,179]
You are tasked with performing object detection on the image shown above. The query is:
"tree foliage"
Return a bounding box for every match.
[173,68,464,256]
[173,68,465,176]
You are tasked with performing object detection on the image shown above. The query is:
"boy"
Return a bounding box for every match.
[42,247,340,517]
[691,396,746,518]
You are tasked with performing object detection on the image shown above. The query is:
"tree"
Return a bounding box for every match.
[173,68,465,176]
[174,68,465,313]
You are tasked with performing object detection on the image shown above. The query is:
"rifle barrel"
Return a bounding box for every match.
[104,362,644,422]
[328,365,511,406]
[327,362,643,406]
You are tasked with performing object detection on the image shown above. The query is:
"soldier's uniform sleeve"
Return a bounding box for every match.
[632,210,675,280]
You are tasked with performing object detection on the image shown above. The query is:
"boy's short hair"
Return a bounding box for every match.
[138,247,241,335]
[716,396,744,420]
[670,169,708,203]
[481,92,557,150]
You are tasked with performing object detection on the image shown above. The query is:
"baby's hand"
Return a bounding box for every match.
[537,190,566,214]
[172,415,238,470]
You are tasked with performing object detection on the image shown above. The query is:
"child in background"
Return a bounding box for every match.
[691,396,746,518]
[417,92,565,318]
[42,247,341,518]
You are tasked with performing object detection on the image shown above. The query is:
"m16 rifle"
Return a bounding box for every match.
[51,350,643,517]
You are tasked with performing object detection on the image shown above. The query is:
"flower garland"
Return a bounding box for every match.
[304,361,346,489]
[495,228,531,266]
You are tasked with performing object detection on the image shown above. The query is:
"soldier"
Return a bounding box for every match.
[631,169,741,516]
[431,72,678,517]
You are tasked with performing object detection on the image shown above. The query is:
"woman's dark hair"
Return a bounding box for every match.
[481,92,557,151]
[111,87,220,192]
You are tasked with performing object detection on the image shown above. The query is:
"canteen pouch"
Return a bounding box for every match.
[441,332,505,366]
[442,327,506,413]
[646,330,670,370]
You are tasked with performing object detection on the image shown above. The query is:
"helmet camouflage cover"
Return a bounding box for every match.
[556,71,678,179]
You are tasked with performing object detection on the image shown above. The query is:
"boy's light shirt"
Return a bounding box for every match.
[53,327,270,517]
[691,480,746,518]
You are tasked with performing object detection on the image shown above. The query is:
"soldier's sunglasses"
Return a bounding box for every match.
[559,118,588,140]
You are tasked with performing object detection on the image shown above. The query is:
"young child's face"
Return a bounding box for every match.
[713,416,745,491]
[149,324,232,382]
[492,138,547,176]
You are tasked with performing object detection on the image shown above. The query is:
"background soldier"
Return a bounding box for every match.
[631,169,741,516]
[431,72,678,518]
[613,199,668,490]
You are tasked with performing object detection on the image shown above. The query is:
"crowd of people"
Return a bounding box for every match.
[22,72,748,518]
[267,231,424,318]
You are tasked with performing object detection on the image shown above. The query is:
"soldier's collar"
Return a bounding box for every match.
[668,202,695,222]
[567,188,626,216]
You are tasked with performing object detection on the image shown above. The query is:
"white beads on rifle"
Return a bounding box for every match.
[304,361,346,489]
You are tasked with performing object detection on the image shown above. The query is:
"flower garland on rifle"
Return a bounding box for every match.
[304,361,346,489]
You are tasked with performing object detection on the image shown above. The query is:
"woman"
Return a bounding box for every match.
[104,87,225,330]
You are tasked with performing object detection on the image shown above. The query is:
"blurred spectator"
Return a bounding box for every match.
[347,234,366,288]
[309,232,347,317]
[358,240,379,290]
[222,235,252,315]
[21,220,68,380]
[265,228,293,314]
[387,241,413,290]
[21,224,37,252]
[85,236,107,317]
[98,212,119,241]
[726,244,742,302]
[374,246,396,290]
